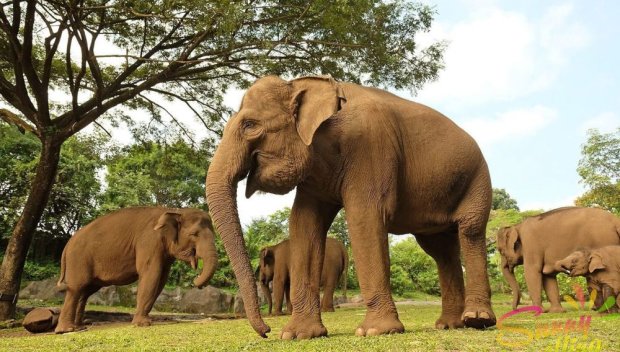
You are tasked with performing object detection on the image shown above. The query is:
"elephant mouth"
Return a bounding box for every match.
[179,248,198,269]
[559,264,572,276]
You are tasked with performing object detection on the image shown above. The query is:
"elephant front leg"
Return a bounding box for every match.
[457,219,496,328]
[133,266,165,327]
[320,280,337,312]
[347,210,404,336]
[272,279,286,316]
[543,275,565,313]
[280,192,339,340]
[524,261,544,309]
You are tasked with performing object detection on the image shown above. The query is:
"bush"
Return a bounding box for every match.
[22,260,59,282]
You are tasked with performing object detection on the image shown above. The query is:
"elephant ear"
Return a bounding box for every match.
[261,248,275,266]
[154,212,182,244]
[506,228,522,256]
[588,253,606,273]
[290,76,341,146]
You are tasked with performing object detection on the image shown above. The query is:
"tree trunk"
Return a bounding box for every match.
[0,137,62,320]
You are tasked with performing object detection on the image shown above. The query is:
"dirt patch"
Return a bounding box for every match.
[0,309,240,338]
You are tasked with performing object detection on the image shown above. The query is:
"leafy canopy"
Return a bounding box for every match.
[576,128,620,214]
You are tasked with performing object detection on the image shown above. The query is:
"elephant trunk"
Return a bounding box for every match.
[206,140,270,337]
[193,238,218,289]
[501,258,521,310]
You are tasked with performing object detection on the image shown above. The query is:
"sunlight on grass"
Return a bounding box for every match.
[1,301,618,351]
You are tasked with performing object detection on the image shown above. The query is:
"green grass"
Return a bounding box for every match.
[1,297,618,352]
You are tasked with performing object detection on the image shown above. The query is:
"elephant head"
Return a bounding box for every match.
[555,249,605,277]
[256,247,276,314]
[496,226,524,309]
[154,210,218,288]
[205,75,341,336]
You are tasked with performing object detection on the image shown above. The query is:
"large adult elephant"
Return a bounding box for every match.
[55,207,217,333]
[206,75,496,339]
[257,237,348,315]
[497,207,620,312]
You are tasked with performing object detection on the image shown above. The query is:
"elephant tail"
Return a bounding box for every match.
[56,248,68,292]
[341,247,349,300]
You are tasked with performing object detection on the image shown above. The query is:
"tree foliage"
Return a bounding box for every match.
[0,122,105,249]
[0,0,445,318]
[389,237,439,296]
[101,135,213,212]
[575,128,620,214]
[492,188,519,211]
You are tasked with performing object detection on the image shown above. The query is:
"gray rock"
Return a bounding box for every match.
[350,294,364,303]
[333,296,350,305]
[88,286,121,306]
[19,278,64,302]
[22,307,60,333]
[177,286,234,314]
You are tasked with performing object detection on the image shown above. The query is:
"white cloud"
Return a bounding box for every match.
[416,4,590,107]
[580,112,620,134]
[462,105,558,148]
[236,180,295,226]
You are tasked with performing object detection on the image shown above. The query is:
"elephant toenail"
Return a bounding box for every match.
[297,333,311,340]
[355,327,366,337]
[479,312,490,319]
[366,328,380,336]
[280,331,294,340]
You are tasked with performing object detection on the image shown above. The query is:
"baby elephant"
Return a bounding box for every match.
[257,237,348,315]
[55,207,218,333]
[555,245,620,313]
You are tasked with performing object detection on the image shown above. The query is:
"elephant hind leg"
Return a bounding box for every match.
[75,285,100,328]
[456,214,496,329]
[416,232,465,329]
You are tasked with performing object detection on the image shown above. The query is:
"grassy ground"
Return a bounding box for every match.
[1,296,618,352]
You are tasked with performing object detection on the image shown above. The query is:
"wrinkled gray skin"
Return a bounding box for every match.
[257,238,348,315]
[555,245,620,313]
[55,207,217,333]
[206,75,496,339]
[497,207,620,312]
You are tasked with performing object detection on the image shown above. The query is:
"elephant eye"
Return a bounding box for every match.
[242,120,256,130]
[189,232,198,237]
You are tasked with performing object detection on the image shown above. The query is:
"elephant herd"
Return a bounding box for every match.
[42,76,619,340]
[497,206,620,314]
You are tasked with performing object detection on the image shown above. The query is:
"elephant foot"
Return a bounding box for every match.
[55,323,86,334]
[320,306,335,313]
[546,306,566,313]
[435,314,465,329]
[462,301,496,329]
[355,312,404,337]
[131,316,152,327]
[280,315,327,340]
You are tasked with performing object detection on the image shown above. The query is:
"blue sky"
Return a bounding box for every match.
[230,0,620,225]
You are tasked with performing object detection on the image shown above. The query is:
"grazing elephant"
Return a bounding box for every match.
[497,207,620,312]
[555,245,620,313]
[55,207,217,333]
[257,237,348,315]
[206,75,496,339]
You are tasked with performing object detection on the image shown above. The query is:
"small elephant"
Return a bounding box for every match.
[555,245,620,313]
[497,207,620,313]
[257,237,348,315]
[206,75,497,339]
[55,207,217,333]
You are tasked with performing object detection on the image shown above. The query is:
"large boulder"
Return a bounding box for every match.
[154,287,183,312]
[177,286,234,314]
[88,286,121,306]
[19,278,64,302]
[22,307,60,333]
